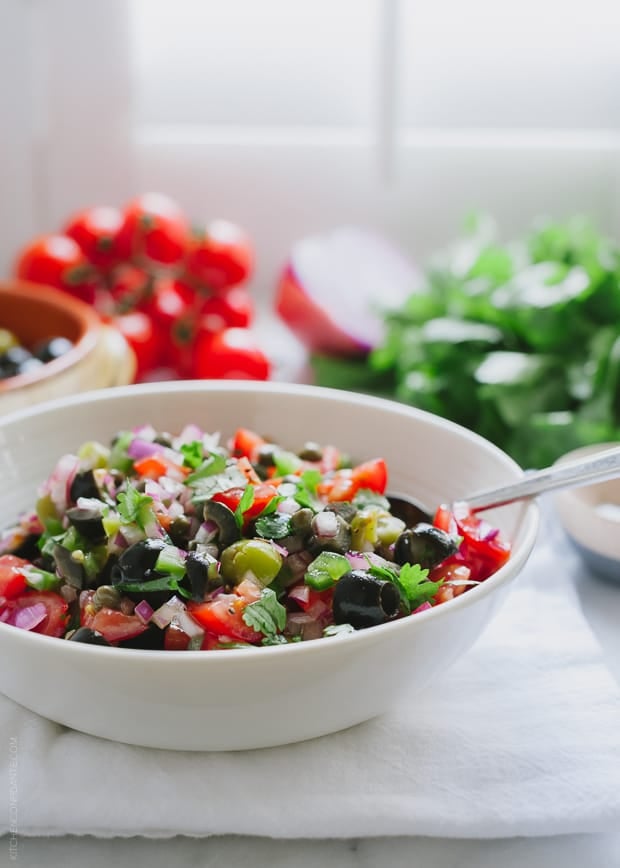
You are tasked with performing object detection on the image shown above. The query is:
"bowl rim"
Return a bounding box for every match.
[0,280,101,394]
[0,379,540,664]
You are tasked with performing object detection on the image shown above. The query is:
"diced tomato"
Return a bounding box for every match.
[432,502,511,583]
[133,453,189,480]
[188,594,262,644]
[89,608,148,644]
[232,427,266,461]
[133,455,169,478]
[318,445,342,473]
[7,591,68,638]
[351,458,387,494]
[433,504,458,535]
[236,455,261,483]
[292,587,333,616]
[212,483,279,522]
[0,555,30,600]
[318,457,388,502]
[164,621,191,651]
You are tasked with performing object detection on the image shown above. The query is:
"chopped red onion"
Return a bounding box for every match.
[9,603,47,631]
[277,498,300,515]
[288,583,310,607]
[127,437,165,460]
[135,599,154,623]
[273,542,289,557]
[413,602,432,614]
[151,595,186,629]
[312,511,338,538]
[483,526,500,542]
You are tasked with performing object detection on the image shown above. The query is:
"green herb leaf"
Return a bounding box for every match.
[352,488,391,511]
[375,561,442,615]
[255,512,291,539]
[323,623,356,637]
[242,587,287,638]
[294,470,323,511]
[185,452,228,485]
[109,431,134,474]
[117,482,155,531]
[234,485,255,529]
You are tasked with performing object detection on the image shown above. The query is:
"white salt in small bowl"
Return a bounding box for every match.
[553,442,620,584]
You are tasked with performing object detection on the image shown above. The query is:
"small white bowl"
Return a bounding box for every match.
[0,381,539,751]
[553,442,620,584]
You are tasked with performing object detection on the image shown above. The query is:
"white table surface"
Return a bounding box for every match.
[3,324,620,868]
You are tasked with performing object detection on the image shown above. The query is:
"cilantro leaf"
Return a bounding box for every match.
[190,459,246,501]
[242,587,287,638]
[370,562,443,615]
[117,482,155,531]
[234,485,255,529]
[323,623,355,637]
[353,488,391,511]
[185,452,228,486]
[294,470,323,511]
[255,512,291,539]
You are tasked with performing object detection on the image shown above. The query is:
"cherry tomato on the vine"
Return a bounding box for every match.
[191,327,270,380]
[63,206,124,272]
[185,220,253,293]
[197,286,254,332]
[107,263,154,314]
[113,310,161,381]
[15,234,98,304]
[147,277,198,375]
[117,193,189,268]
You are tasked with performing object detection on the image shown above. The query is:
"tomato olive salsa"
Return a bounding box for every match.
[0,425,511,649]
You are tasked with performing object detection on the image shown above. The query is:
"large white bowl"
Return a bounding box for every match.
[0,381,538,751]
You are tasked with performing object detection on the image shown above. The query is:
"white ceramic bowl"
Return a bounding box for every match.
[0,381,538,751]
[553,442,620,584]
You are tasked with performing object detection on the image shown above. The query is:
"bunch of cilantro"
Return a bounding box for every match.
[312,215,620,469]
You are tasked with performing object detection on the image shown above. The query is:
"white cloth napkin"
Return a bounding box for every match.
[2,505,620,840]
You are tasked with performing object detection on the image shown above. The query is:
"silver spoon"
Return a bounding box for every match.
[388,443,620,524]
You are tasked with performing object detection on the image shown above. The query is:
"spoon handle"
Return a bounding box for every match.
[466,445,620,512]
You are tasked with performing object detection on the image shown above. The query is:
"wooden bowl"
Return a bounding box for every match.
[0,281,136,415]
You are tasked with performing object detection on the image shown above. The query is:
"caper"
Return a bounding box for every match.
[289,508,314,537]
[297,442,323,462]
[92,585,122,611]
[219,538,283,586]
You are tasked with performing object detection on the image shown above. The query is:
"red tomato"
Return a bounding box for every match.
[185,220,253,293]
[318,458,388,502]
[231,427,266,461]
[212,483,279,521]
[63,206,124,272]
[7,591,68,638]
[191,327,270,380]
[188,594,262,644]
[0,555,29,600]
[432,502,511,582]
[164,621,191,651]
[197,287,254,331]
[89,608,148,644]
[146,277,197,374]
[112,311,161,381]
[117,193,189,267]
[14,234,98,304]
[108,263,154,314]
